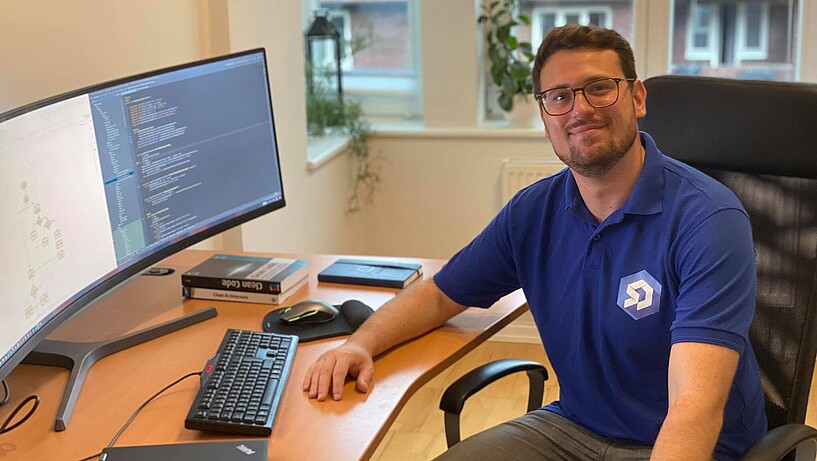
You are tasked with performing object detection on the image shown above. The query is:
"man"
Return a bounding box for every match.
[304,25,766,460]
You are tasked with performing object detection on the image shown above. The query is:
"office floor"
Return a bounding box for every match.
[370,341,817,461]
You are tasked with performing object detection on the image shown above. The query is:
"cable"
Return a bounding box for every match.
[107,371,201,448]
[0,394,39,434]
[0,380,8,406]
[75,370,201,461]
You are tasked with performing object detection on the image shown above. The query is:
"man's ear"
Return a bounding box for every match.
[632,79,647,119]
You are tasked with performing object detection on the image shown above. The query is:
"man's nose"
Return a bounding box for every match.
[571,91,595,115]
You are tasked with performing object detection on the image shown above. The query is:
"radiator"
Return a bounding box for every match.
[500,157,565,203]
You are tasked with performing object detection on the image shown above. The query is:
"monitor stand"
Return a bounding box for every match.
[22,306,217,431]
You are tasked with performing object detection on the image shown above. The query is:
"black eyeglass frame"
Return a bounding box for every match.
[534,77,637,116]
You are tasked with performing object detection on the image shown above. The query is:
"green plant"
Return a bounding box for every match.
[305,63,377,213]
[305,64,346,137]
[343,102,377,214]
[478,0,535,111]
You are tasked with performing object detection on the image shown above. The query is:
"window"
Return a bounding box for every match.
[736,1,770,62]
[305,0,421,118]
[673,0,792,81]
[329,10,354,71]
[684,1,719,65]
[530,6,614,47]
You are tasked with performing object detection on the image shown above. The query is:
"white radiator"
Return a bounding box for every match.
[500,157,566,203]
[492,157,566,344]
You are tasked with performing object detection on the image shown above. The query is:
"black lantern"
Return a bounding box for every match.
[304,10,343,100]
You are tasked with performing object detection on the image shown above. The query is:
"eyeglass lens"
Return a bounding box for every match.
[542,78,622,115]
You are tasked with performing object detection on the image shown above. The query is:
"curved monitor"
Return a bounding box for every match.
[0,49,285,385]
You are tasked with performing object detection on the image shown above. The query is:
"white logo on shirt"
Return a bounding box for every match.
[617,270,662,319]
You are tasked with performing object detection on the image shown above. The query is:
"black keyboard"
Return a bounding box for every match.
[184,329,298,436]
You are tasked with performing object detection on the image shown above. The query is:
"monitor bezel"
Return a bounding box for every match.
[0,48,285,383]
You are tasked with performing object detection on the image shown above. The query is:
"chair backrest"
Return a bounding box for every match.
[638,75,817,430]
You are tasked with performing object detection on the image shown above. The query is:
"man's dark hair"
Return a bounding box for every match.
[532,25,637,93]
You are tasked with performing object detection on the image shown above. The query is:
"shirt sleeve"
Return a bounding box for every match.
[433,201,522,308]
[671,207,756,355]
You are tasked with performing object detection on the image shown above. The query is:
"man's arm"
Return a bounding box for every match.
[650,342,739,461]
[302,278,468,401]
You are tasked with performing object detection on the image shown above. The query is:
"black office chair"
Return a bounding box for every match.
[439,75,817,461]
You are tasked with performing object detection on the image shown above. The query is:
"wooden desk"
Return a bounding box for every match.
[3,250,528,461]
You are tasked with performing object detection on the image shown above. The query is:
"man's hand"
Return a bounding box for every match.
[301,279,468,402]
[303,342,374,401]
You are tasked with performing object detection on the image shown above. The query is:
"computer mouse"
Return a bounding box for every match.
[279,299,339,324]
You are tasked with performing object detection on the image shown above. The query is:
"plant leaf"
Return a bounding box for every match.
[498,92,513,112]
[496,24,510,43]
[511,63,530,81]
[491,62,506,85]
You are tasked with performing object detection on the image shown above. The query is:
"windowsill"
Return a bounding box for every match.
[306,117,544,171]
[306,132,350,171]
[372,118,543,140]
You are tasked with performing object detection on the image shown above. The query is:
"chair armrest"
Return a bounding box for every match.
[740,423,817,461]
[439,359,548,447]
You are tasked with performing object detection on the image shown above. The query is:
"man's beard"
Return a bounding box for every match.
[556,121,639,178]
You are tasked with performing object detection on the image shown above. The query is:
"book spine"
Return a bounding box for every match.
[182,286,286,304]
[182,275,282,294]
[317,273,404,289]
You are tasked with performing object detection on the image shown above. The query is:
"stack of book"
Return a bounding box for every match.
[181,254,309,305]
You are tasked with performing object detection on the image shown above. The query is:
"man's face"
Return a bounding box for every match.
[538,49,646,178]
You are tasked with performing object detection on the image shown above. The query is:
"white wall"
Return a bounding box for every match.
[0,1,203,113]
[362,132,556,259]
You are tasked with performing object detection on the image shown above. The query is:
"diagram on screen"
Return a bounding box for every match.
[19,179,65,320]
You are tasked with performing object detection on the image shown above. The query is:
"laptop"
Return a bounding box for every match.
[99,439,268,460]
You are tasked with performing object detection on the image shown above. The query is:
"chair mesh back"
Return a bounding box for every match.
[639,76,817,430]
[698,169,817,429]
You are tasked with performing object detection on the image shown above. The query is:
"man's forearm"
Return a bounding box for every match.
[651,395,722,460]
[345,278,467,357]
[652,342,738,459]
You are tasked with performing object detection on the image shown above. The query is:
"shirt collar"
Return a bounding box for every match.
[562,131,664,217]
[622,131,664,216]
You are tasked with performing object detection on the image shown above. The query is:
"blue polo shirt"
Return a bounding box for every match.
[434,132,766,460]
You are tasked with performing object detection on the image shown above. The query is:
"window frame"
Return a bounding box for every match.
[683,0,721,66]
[735,1,770,63]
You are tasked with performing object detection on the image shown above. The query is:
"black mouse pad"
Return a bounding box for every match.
[262,299,374,342]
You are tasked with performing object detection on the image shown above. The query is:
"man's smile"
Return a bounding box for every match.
[568,122,606,136]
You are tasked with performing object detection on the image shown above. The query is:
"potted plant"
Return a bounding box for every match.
[478,0,536,126]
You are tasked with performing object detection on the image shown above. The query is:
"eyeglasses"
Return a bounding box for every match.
[534,77,636,116]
